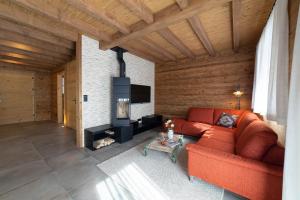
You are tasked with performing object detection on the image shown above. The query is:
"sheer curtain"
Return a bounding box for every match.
[252,0,289,125]
[283,3,300,199]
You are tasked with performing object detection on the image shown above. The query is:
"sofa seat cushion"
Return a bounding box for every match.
[197,137,235,154]
[213,109,245,126]
[236,121,278,161]
[173,118,186,133]
[181,121,211,137]
[235,112,260,140]
[188,108,214,124]
[202,126,236,144]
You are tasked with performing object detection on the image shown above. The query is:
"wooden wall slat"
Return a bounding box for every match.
[155,48,255,119]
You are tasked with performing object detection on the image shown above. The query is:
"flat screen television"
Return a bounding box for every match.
[131,84,151,103]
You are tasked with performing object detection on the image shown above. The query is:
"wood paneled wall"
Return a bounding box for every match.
[34,72,51,120]
[155,48,255,118]
[0,67,52,124]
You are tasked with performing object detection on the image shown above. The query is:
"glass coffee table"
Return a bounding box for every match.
[143,132,183,163]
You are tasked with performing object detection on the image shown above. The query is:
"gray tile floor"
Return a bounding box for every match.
[0,121,155,200]
[0,121,244,200]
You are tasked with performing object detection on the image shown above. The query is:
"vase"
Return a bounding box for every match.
[167,129,174,140]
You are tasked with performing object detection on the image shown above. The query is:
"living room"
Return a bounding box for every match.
[0,0,299,200]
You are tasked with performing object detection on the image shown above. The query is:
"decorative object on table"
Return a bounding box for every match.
[93,137,115,149]
[233,84,244,110]
[217,112,239,128]
[165,119,175,140]
[143,132,183,163]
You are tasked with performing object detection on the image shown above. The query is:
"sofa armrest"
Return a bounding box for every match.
[186,144,283,177]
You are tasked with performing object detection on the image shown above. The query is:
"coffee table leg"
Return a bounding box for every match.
[143,146,148,156]
[170,146,179,163]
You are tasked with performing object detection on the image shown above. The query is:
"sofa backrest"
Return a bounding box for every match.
[235,112,260,140]
[235,120,278,161]
[187,108,214,124]
[213,109,245,126]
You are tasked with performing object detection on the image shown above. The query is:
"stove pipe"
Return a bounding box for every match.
[116,48,125,77]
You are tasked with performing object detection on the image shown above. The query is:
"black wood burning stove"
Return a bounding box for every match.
[111,47,133,143]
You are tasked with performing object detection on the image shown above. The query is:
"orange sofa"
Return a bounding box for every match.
[173,108,284,200]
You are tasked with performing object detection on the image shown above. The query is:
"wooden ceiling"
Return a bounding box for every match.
[0,0,275,70]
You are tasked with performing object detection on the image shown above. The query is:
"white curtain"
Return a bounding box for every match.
[252,0,289,125]
[283,4,300,200]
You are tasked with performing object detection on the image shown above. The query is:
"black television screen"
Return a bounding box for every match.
[131,84,151,103]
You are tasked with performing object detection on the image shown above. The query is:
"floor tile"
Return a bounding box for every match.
[46,149,89,171]
[0,173,73,200]
[0,137,42,170]
[0,160,52,195]
[54,157,106,191]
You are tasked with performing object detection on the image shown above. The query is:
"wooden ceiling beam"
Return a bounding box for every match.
[158,28,194,58]
[0,40,72,61]
[139,38,177,61]
[187,17,216,56]
[232,0,241,52]
[0,1,77,41]
[120,44,160,63]
[102,0,231,50]
[11,0,112,42]
[0,55,57,69]
[65,0,130,34]
[0,18,74,50]
[176,0,216,56]
[0,52,57,68]
[118,0,154,24]
[134,40,169,62]
[0,46,67,65]
[0,58,54,69]
[0,61,51,72]
[0,51,62,66]
[0,29,73,56]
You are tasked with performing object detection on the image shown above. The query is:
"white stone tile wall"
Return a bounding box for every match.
[82,35,155,129]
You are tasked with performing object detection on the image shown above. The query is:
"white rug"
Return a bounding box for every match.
[97,139,224,200]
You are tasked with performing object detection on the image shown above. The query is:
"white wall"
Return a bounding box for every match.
[82,35,155,129]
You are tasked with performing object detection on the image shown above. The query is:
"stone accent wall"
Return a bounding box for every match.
[81,35,155,129]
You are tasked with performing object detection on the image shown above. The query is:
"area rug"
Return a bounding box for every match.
[97,139,224,200]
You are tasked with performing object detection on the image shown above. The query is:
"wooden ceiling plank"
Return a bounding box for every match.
[0,46,67,65]
[232,0,241,51]
[11,0,112,42]
[65,0,130,34]
[0,61,51,72]
[0,1,77,41]
[0,28,73,56]
[0,18,74,50]
[0,40,72,61]
[158,28,194,58]
[140,38,177,61]
[176,0,216,56]
[118,0,154,24]
[0,55,57,68]
[102,0,231,50]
